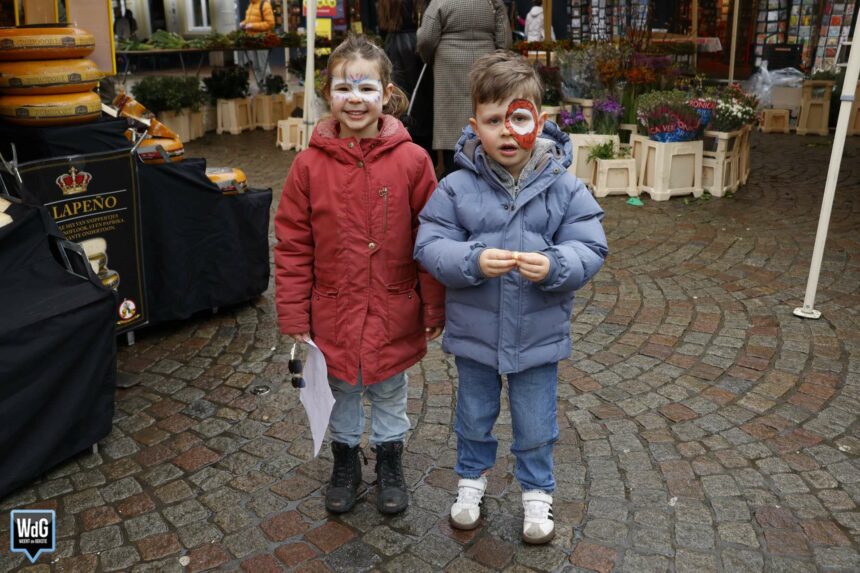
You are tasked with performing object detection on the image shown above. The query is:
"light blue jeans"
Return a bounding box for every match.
[454,356,559,492]
[328,371,410,447]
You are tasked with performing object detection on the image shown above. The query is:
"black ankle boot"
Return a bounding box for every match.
[325,442,364,513]
[374,441,408,514]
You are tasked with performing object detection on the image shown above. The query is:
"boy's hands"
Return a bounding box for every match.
[425,327,443,340]
[515,252,550,283]
[479,249,550,282]
[479,248,518,277]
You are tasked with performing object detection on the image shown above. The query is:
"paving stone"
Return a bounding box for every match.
[124,511,169,541]
[718,522,760,548]
[80,525,123,554]
[324,541,382,573]
[100,546,141,571]
[675,549,718,573]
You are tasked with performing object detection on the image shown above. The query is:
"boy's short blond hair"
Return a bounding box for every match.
[470,50,544,112]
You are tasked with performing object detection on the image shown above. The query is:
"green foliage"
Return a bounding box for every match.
[264,74,286,96]
[587,141,617,163]
[148,29,188,49]
[132,76,204,114]
[537,65,563,106]
[203,66,250,101]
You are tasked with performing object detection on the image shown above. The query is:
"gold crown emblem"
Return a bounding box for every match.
[55,167,92,196]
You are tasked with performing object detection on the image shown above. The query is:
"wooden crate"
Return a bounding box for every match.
[796,80,834,136]
[738,125,752,185]
[591,158,638,198]
[566,134,619,186]
[160,109,191,143]
[760,109,790,134]
[189,110,204,140]
[637,139,703,201]
[202,104,217,133]
[277,118,306,151]
[217,98,253,135]
[702,129,742,197]
[253,94,288,131]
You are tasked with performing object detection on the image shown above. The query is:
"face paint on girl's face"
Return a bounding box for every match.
[505,99,539,150]
[330,76,384,103]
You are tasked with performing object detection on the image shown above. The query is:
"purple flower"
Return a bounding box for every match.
[594,97,623,116]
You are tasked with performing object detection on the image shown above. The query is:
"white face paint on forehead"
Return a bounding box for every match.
[330,76,384,103]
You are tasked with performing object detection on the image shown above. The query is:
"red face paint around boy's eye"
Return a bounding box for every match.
[505,99,539,150]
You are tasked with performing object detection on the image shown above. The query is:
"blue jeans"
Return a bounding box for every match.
[454,356,559,492]
[328,371,410,447]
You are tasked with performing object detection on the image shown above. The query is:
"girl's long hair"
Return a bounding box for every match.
[322,34,409,117]
[377,0,422,32]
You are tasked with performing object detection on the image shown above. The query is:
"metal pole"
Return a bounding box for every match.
[543,0,552,42]
[728,0,740,83]
[691,0,698,71]
[303,0,317,148]
[793,21,860,320]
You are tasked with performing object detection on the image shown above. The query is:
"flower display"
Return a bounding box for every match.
[592,96,624,134]
[558,108,589,134]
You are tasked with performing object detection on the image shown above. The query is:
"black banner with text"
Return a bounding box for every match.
[16,150,147,333]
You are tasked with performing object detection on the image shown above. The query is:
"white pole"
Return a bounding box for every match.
[793,21,860,320]
[302,0,317,148]
[728,0,740,83]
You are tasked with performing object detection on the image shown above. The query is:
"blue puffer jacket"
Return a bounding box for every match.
[414,121,608,374]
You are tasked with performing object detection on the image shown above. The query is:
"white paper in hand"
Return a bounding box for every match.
[299,339,335,458]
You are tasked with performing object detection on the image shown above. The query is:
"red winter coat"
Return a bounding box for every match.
[274,115,445,385]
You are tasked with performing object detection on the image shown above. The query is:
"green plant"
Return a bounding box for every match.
[587,141,628,164]
[147,29,188,49]
[263,74,286,96]
[203,66,250,101]
[132,76,205,113]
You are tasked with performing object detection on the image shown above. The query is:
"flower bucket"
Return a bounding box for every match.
[690,99,716,131]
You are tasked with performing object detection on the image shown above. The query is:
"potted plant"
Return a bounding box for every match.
[252,74,288,130]
[635,90,704,201]
[587,140,637,198]
[132,77,199,142]
[562,105,620,185]
[204,66,253,135]
[592,96,623,135]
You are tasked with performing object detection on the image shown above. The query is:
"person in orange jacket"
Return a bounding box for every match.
[239,0,276,86]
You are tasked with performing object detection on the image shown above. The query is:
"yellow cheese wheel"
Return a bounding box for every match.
[206,167,248,194]
[0,27,95,61]
[0,59,104,94]
[0,91,101,125]
[137,136,184,164]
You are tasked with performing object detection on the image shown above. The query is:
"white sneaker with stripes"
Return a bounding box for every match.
[522,490,555,544]
[449,477,487,530]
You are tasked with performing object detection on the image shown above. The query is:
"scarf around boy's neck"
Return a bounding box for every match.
[483,138,555,198]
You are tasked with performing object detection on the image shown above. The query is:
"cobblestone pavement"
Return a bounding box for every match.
[2,130,859,573]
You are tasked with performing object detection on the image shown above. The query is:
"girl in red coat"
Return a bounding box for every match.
[274,34,445,515]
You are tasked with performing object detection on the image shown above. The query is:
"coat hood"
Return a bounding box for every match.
[452,119,572,188]
[527,6,543,16]
[309,114,413,163]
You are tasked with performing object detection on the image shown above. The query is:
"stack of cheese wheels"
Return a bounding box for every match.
[206,167,248,195]
[0,26,102,126]
[79,237,120,290]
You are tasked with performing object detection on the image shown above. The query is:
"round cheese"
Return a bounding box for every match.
[137,136,184,164]
[0,59,103,94]
[0,91,101,125]
[0,27,96,61]
[206,167,248,194]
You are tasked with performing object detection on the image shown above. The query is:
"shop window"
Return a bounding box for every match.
[186,0,211,32]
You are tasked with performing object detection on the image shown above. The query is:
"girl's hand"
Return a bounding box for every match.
[515,252,550,282]
[425,326,443,341]
[286,332,310,343]
[479,248,517,278]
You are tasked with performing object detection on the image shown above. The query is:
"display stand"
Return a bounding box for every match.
[797,80,834,136]
[0,200,116,499]
[0,117,272,330]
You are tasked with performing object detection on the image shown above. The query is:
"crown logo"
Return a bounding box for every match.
[56,167,92,196]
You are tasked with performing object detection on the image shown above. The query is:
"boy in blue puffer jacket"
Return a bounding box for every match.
[414,50,608,545]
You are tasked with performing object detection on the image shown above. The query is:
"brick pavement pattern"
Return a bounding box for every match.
[1,131,859,572]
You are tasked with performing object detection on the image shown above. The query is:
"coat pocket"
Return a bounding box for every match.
[310,284,339,344]
[386,278,421,342]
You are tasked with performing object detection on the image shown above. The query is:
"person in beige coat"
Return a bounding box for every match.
[417,0,511,175]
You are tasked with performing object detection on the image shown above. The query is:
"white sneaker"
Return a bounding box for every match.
[449,477,487,530]
[522,490,555,544]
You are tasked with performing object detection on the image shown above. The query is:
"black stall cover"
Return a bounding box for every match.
[0,117,131,164]
[138,158,272,324]
[0,202,117,500]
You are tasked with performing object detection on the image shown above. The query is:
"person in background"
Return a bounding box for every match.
[414,51,607,544]
[524,0,554,41]
[239,0,275,87]
[417,0,511,177]
[275,35,445,517]
[377,0,433,157]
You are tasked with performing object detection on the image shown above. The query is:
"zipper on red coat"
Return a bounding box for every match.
[379,187,389,235]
